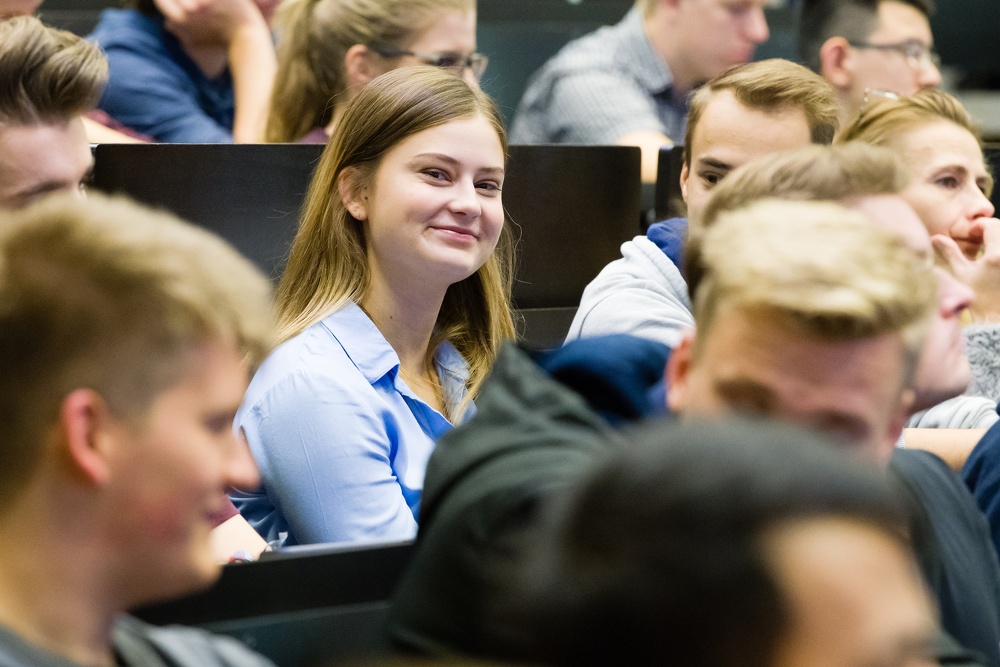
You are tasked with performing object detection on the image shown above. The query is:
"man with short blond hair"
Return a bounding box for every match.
[0,193,276,666]
[566,58,838,348]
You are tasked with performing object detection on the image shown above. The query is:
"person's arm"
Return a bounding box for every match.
[225,15,276,143]
[617,130,674,184]
[209,513,268,562]
[155,0,276,143]
[566,237,693,347]
[903,428,988,471]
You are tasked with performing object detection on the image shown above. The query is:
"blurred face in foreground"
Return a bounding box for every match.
[767,517,937,667]
[667,305,911,463]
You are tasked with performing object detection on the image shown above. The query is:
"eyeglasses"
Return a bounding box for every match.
[859,87,901,113]
[847,39,941,71]
[368,44,489,81]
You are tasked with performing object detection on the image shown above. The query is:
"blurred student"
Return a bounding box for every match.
[89,0,278,143]
[266,0,482,143]
[234,67,515,546]
[798,0,941,126]
[511,0,772,182]
[519,419,937,667]
[0,194,274,666]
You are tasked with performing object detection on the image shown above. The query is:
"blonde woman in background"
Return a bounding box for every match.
[235,67,515,546]
[266,0,483,143]
[839,89,1000,400]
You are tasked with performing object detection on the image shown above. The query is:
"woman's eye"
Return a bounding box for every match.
[424,169,448,181]
[476,181,501,194]
[934,175,960,189]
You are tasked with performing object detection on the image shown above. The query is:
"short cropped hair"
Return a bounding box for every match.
[0,16,108,125]
[0,194,274,508]
[519,417,906,667]
[697,142,908,231]
[798,0,935,73]
[683,59,840,167]
[691,199,934,370]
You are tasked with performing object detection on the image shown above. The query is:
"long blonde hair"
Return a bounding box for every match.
[275,67,515,416]
[265,0,475,143]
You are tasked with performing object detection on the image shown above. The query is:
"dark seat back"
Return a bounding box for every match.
[131,540,415,667]
[653,144,687,223]
[92,143,325,281]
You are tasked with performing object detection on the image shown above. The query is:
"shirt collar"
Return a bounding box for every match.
[319,302,470,389]
[620,7,676,96]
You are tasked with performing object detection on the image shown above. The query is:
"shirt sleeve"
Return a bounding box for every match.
[240,369,418,546]
[98,44,234,143]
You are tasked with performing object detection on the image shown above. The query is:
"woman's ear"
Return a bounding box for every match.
[338,167,368,221]
[344,44,385,89]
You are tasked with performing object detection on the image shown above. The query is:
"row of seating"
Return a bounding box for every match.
[91,143,643,348]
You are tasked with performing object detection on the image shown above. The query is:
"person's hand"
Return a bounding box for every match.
[933,217,1000,322]
[155,0,266,48]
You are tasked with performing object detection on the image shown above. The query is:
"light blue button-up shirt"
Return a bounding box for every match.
[232,302,472,546]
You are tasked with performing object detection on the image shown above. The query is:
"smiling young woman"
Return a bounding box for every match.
[233,67,515,547]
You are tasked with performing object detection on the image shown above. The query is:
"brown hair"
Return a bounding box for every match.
[275,67,515,417]
[683,59,840,167]
[0,16,107,125]
[265,0,475,143]
[0,193,273,507]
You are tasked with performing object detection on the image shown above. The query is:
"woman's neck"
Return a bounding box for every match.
[360,274,449,413]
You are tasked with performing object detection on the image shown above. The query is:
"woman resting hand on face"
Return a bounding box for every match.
[233,66,515,546]
[840,89,1000,398]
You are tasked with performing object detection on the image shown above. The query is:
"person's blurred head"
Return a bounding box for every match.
[680,59,839,219]
[519,418,936,667]
[695,142,972,412]
[0,16,106,209]
[640,0,771,93]
[669,199,936,461]
[0,193,273,604]
[265,0,478,142]
[276,67,514,417]
[838,89,994,260]
[0,0,41,19]
[798,0,941,123]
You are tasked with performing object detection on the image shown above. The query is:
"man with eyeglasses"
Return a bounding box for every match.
[798,0,942,127]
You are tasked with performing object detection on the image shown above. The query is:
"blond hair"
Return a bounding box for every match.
[0,193,273,507]
[275,67,514,417]
[692,200,934,374]
[0,16,108,125]
[837,89,993,197]
[683,59,839,166]
[698,142,908,230]
[265,0,475,143]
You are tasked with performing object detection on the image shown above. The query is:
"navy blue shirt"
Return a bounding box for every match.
[89,9,235,143]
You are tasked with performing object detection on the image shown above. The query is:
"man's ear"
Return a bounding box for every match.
[880,387,915,464]
[338,167,368,221]
[818,36,855,90]
[344,44,383,89]
[666,328,697,413]
[679,160,690,204]
[59,389,114,486]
